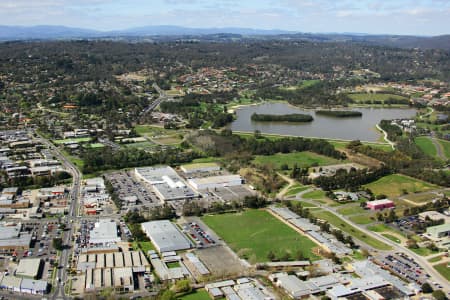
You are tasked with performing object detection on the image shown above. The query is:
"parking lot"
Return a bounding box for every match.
[17,220,60,261]
[105,171,160,212]
[376,252,430,285]
[393,215,428,234]
[182,222,217,248]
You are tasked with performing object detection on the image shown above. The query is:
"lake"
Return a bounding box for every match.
[230,103,417,142]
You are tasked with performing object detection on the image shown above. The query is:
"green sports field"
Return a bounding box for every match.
[202,209,319,263]
[253,151,340,170]
[363,174,438,198]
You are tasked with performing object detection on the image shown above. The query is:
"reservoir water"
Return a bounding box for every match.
[230,103,417,142]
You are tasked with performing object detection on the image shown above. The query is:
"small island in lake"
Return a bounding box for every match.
[315,110,363,117]
[251,113,314,122]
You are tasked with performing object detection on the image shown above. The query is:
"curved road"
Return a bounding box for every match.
[293,190,449,293]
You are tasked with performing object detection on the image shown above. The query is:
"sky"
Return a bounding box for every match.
[1,0,449,36]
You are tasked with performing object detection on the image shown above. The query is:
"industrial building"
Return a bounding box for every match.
[135,166,197,201]
[419,211,450,223]
[0,275,48,295]
[76,250,150,293]
[205,278,274,300]
[269,206,352,256]
[366,199,395,210]
[180,162,221,174]
[0,222,32,255]
[15,258,43,279]
[426,223,450,239]
[187,174,243,190]
[141,220,192,252]
[89,219,120,246]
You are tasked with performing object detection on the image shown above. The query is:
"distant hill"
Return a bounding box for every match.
[0,25,100,40]
[0,25,449,50]
[0,25,294,41]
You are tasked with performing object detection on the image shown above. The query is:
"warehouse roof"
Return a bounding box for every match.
[367,199,393,206]
[141,220,191,252]
[135,166,196,201]
[188,174,242,186]
[15,258,41,278]
[20,278,47,292]
[89,219,120,245]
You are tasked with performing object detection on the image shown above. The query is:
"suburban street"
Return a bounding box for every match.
[140,83,174,116]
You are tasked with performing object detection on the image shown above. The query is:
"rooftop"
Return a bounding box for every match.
[89,219,120,245]
[141,220,191,252]
[15,258,41,278]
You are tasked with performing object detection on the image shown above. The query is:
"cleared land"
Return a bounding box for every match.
[363,174,438,198]
[253,151,340,170]
[152,136,183,145]
[202,209,319,263]
[415,136,437,157]
[403,192,440,204]
[433,263,450,281]
[311,210,391,250]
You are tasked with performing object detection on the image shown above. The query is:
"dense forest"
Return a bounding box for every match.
[251,113,313,122]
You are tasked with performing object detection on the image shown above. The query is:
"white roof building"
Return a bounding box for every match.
[187,174,243,190]
[15,258,42,279]
[141,220,191,252]
[89,219,120,245]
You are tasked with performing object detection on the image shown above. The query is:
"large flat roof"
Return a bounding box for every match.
[188,175,242,187]
[141,220,191,252]
[89,219,120,245]
[135,166,197,201]
[16,258,41,278]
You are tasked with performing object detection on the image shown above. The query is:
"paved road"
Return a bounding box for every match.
[35,131,82,300]
[293,190,450,293]
[140,83,174,116]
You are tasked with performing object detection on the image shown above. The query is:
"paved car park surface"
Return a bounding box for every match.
[182,222,217,248]
[376,252,430,285]
[105,171,160,212]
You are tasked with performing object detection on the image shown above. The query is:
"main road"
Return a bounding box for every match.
[34,131,82,300]
[293,189,450,293]
[140,83,174,116]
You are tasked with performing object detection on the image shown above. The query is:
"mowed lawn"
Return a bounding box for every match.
[177,289,211,300]
[285,184,311,197]
[364,174,438,198]
[202,209,319,263]
[415,136,437,157]
[434,263,450,281]
[253,151,340,170]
